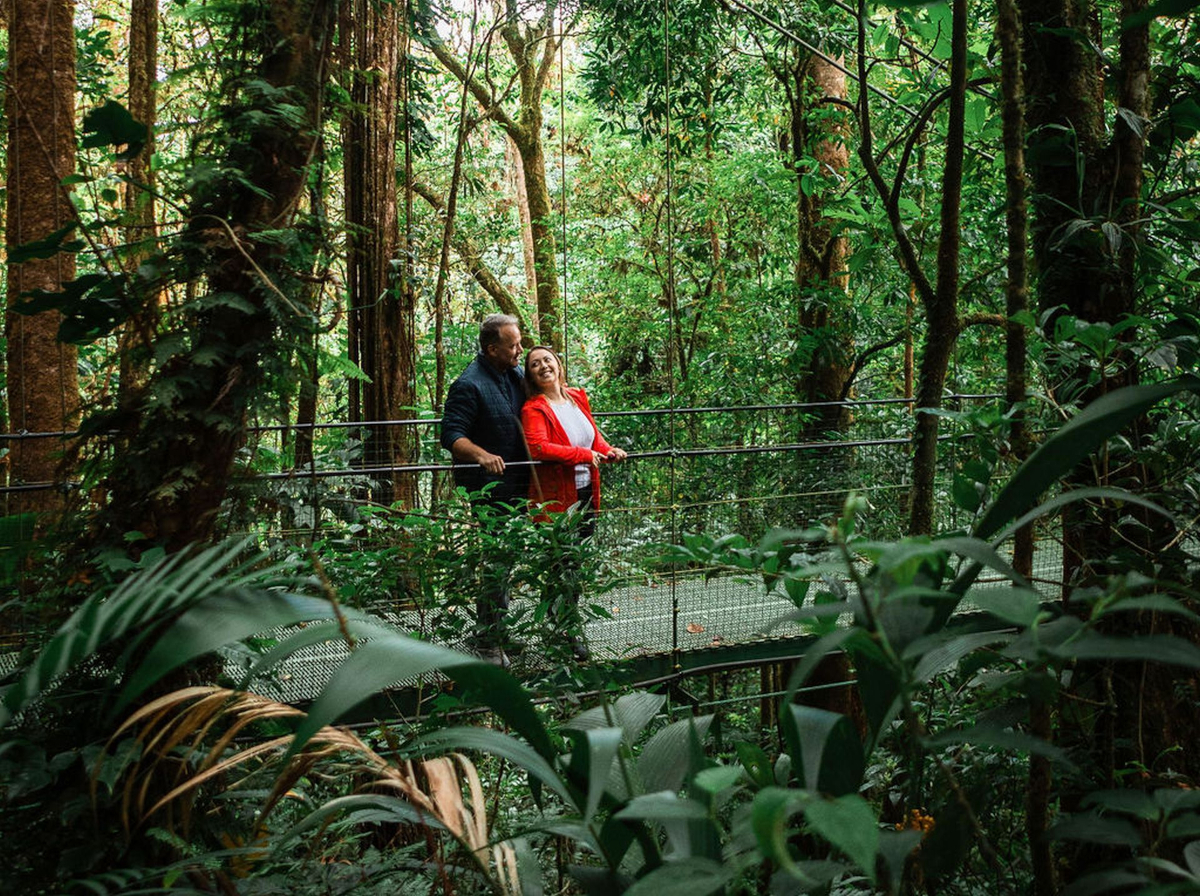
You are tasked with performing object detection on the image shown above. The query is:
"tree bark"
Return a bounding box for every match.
[344,0,415,506]
[1022,0,1150,582]
[508,134,539,315]
[4,0,81,516]
[791,52,852,437]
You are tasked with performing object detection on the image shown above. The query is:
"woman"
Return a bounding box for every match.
[521,346,627,660]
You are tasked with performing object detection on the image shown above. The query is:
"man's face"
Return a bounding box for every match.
[485,324,523,370]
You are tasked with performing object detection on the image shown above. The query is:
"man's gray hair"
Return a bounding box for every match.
[479,313,520,349]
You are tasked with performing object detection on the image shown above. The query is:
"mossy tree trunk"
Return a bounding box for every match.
[102,0,339,549]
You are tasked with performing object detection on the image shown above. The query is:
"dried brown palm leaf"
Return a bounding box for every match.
[99,687,520,892]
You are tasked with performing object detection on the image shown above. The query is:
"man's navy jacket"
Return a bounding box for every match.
[440,354,530,504]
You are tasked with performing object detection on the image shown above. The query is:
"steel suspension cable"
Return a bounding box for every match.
[559,2,569,371]
[663,0,681,673]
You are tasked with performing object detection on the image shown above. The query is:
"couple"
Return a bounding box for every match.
[439,314,628,665]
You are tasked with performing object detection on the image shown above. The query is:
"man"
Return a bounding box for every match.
[440,314,529,664]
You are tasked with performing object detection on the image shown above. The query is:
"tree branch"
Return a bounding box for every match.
[958,312,1007,332]
[411,180,526,325]
[426,38,519,134]
[838,333,906,401]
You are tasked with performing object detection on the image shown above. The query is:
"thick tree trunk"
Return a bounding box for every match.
[1022,0,1150,583]
[513,125,561,350]
[4,0,81,516]
[102,0,338,549]
[791,52,852,437]
[344,0,415,506]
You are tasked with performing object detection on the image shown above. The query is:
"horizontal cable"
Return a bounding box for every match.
[0,393,1004,442]
[0,432,971,495]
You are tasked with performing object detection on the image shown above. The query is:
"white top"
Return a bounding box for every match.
[551,399,594,488]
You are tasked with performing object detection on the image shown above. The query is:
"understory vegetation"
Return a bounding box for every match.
[2,0,1200,893]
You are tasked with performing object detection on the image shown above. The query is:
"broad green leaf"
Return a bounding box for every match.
[1184,841,1200,878]
[803,794,879,883]
[7,224,83,264]
[735,742,774,789]
[614,792,710,821]
[911,631,1015,683]
[782,705,863,796]
[1048,633,1200,669]
[119,592,372,709]
[622,858,728,896]
[1154,789,1200,814]
[878,829,923,893]
[638,715,713,794]
[975,377,1199,541]
[987,487,1171,549]
[935,537,1030,588]
[969,588,1044,627]
[1048,812,1144,846]
[81,100,149,159]
[409,727,572,805]
[692,765,743,795]
[569,727,623,823]
[1083,789,1161,820]
[1099,594,1200,624]
[750,787,807,878]
[565,691,665,745]
[239,618,395,684]
[290,633,552,760]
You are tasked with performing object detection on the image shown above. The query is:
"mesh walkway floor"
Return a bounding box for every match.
[255,540,1066,705]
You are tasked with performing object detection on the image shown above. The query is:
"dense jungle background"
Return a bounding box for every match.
[2,0,1200,892]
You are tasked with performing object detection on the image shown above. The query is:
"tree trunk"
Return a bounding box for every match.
[1023,0,1149,583]
[4,0,81,516]
[791,51,852,437]
[116,0,160,406]
[908,0,967,537]
[509,135,539,316]
[101,0,338,549]
[512,123,561,350]
[344,0,415,507]
[426,3,565,351]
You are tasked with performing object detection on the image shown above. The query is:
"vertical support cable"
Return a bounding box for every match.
[559,3,569,371]
[664,0,680,673]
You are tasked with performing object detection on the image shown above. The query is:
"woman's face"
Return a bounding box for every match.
[527,348,561,394]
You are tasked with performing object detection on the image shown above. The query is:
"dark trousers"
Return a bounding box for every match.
[469,490,521,647]
[552,485,596,625]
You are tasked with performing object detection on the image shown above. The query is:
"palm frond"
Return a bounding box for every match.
[1,538,300,727]
[100,686,520,893]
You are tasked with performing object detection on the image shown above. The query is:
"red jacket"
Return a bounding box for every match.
[521,388,613,514]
